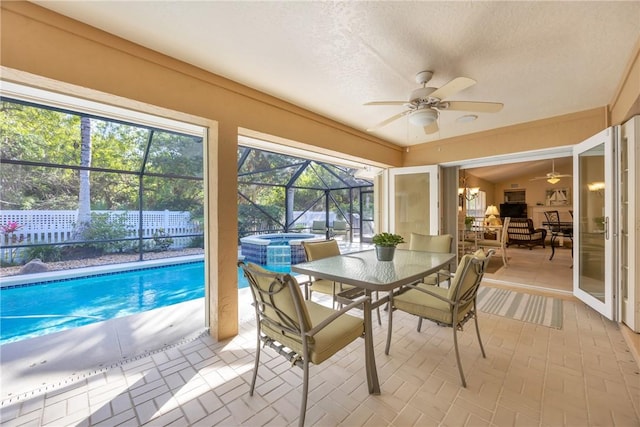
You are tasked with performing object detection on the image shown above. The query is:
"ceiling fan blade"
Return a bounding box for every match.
[364,101,407,106]
[366,111,407,131]
[440,101,503,113]
[423,120,439,135]
[429,77,476,101]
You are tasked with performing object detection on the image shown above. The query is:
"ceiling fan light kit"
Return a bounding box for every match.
[408,108,438,127]
[547,177,561,184]
[530,159,571,185]
[365,70,503,136]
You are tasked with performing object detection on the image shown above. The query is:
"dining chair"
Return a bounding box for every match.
[238,261,367,427]
[301,239,347,306]
[544,210,573,260]
[409,233,454,286]
[385,249,495,387]
[302,239,381,325]
[477,217,511,267]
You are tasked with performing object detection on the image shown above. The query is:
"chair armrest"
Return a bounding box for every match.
[402,282,455,305]
[296,278,313,300]
[306,296,370,337]
[437,270,454,280]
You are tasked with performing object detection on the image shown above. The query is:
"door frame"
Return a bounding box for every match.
[572,127,616,320]
[385,165,440,235]
[441,145,575,286]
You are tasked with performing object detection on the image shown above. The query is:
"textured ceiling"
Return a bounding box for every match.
[34,1,640,149]
[467,157,573,184]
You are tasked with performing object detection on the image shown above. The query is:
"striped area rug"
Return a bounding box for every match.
[476,287,563,329]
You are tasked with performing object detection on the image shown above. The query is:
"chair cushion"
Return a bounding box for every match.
[409,233,453,253]
[303,239,340,260]
[245,263,312,330]
[394,285,452,324]
[263,300,364,365]
[309,278,354,295]
[421,270,451,286]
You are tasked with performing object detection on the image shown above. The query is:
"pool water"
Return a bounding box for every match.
[1,261,291,345]
[1,262,206,344]
[237,264,292,286]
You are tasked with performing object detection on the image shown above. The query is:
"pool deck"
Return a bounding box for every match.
[0,296,214,402]
[1,243,371,403]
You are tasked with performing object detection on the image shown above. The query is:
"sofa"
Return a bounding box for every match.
[506,218,547,249]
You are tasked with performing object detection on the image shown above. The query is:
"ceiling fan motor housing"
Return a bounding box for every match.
[409,87,437,103]
[415,70,434,85]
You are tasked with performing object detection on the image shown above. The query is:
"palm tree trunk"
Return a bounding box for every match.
[76,116,92,237]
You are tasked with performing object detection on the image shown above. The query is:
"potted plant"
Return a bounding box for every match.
[464,216,475,230]
[372,232,405,261]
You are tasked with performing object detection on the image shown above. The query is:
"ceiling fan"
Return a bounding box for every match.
[530,160,572,184]
[364,70,503,135]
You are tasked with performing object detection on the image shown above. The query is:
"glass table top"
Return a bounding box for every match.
[292,249,455,291]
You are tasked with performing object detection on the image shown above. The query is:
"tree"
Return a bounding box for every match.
[76,116,92,234]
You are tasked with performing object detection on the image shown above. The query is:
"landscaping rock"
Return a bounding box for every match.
[19,259,49,275]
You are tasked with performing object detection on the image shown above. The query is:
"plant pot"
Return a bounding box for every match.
[375,245,396,261]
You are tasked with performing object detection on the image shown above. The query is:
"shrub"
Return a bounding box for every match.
[188,234,204,248]
[81,212,132,254]
[152,228,174,251]
[24,245,62,263]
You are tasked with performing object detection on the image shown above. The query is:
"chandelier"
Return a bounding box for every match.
[458,171,480,201]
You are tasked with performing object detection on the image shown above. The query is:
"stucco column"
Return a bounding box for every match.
[208,122,238,340]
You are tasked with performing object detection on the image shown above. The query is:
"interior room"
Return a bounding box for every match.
[1,2,640,426]
[462,156,574,292]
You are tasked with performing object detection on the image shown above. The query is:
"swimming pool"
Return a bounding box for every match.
[1,260,295,345]
[0,261,205,345]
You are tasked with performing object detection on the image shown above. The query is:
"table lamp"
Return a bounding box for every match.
[485,205,501,226]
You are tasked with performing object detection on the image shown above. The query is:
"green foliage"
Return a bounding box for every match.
[188,235,205,248]
[24,245,62,263]
[0,259,22,268]
[152,228,174,251]
[238,202,284,238]
[372,232,405,247]
[1,100,204,214]
[465,216,475,226]
[81,212,132,253]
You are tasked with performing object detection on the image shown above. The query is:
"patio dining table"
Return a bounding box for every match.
[291,249,456,395]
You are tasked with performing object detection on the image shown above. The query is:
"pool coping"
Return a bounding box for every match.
[0,254,205,288]
[239,232,320,245]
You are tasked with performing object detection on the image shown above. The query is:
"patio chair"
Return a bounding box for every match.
[409,233,454,286]
[238,261,367,427]
[302,239,381,325]
[477,217,511,268]
[385,249,495,387]
[301,239,347,306]
[311,220,327,235]
[331,220,349,239]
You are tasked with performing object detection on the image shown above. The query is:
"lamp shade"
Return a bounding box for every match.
[547,177,560,184]
[408,108,437,127]
[485,205,499,216]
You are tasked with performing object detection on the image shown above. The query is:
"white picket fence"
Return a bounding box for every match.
[0,210,202,262]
